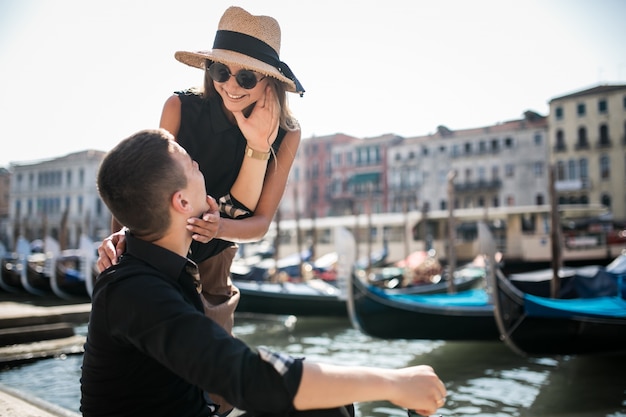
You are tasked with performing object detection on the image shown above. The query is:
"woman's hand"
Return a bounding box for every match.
[186,196,221,243]
[233,85,280,151]
[96,229,127,272]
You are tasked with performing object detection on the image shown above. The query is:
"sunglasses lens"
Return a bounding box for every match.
[208,63,260,89]
[236,70,258,89]
[208,63,230,83]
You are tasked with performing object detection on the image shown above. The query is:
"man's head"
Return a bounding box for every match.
[97,128,208,240]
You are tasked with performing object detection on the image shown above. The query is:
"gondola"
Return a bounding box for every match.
[491,253,626,356]
[233,277,347,317]
[0,255,25,293]
[50,250,94,299]
[22,252,53,295]
[346,268,499,340]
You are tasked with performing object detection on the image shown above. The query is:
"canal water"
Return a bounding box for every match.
[0,315,624,417]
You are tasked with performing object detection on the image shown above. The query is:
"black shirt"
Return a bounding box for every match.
[80,233,302,417]
[176,90,287,263]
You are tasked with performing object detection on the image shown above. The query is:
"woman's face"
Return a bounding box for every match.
[211,63,268,114]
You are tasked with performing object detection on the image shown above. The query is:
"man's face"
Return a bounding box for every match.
[172,142,209,217]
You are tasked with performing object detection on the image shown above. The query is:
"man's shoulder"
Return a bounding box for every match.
[95,255,167,292]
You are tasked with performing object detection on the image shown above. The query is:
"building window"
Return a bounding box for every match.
[504,164,514,178]
[536,194,544,205]
[491,165,499,180]
[598,124,610,147]
[598,99,607,113]
[576,127,589,149]
[579,158,588,180]
[599,154,610,179]
[555,106,563,120]
[577,103,586,117]
[556,160,565,180]
[311,163,319,179]
[478,166,486,180]
[567,159,577,180]
[555,130,566,151]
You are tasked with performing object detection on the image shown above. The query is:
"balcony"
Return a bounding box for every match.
[555,178,590,191]
[454,179,502,192]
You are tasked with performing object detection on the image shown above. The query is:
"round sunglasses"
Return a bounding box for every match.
[207,62,265,90]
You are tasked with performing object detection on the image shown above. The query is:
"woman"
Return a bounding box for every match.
[97,6,304,333]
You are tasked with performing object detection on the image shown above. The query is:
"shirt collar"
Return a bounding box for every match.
[124,231,189,280]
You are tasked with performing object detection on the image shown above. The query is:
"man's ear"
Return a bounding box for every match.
[171,190,191,214]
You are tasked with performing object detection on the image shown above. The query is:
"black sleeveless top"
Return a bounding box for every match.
[175,90,286,262]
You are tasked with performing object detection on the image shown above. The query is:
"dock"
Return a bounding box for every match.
[0,296,90,416]
[0,300,90,364]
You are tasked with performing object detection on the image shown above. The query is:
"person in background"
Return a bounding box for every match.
[96,5,304,336]
[81,128,447,417]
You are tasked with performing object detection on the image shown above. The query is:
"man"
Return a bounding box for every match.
[80,128,446,417]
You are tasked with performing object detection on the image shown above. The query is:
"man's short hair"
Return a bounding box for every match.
[97,129,187,238]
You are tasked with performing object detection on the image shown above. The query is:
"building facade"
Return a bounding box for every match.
[7,150,110,250]
[387,111,550,215]
[548,84,626,221]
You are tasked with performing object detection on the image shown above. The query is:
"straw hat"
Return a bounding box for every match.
[175,6,304,96]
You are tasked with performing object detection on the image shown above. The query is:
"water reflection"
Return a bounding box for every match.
[0,316,624,417]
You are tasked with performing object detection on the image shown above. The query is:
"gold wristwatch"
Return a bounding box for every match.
[245,144,271,161]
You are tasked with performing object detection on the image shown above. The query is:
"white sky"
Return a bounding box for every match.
[1,0,625,168]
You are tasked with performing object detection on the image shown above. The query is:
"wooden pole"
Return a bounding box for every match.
[446,170,457,294]
[549,164,563,298]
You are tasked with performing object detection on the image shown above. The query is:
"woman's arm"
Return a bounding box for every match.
[217,128,300,242]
